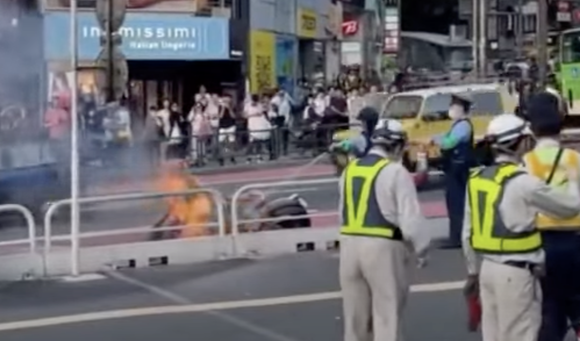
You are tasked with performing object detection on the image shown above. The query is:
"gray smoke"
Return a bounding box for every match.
[0,0,43,114]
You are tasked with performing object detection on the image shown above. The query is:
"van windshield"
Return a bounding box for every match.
[383,95,422,119]
[423,91,503,116]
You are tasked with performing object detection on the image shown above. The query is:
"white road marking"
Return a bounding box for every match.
[0,278,464,332]
[104,270,304,341]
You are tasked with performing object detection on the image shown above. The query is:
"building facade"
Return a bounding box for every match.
[248,0,342,94]
[41,0,249,117]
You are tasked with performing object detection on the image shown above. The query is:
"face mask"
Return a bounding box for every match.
[448,105,464,120]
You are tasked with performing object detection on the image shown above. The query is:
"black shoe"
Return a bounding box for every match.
[439,240,462,249]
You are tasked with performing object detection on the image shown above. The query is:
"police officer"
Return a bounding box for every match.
[461,114,580,341]
[523,92,580,341]
[339,119,431,341]
[433,93,474,248]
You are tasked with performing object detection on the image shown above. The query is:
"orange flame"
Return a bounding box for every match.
[158,165,213,238]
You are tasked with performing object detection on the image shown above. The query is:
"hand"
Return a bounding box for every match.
[431,134,443,145]
[566,166,578,183]
[416,256,428,268]
[463,274,479,296]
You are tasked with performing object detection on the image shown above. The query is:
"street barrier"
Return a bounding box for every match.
[230,178,340,258]
[0,204,40,281]
[43,188,225,277]
[0,204,37,253]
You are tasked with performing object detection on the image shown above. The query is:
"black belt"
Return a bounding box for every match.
[504,261,538,271]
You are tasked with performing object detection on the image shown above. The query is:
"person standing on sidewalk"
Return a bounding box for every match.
[217,95,237,166]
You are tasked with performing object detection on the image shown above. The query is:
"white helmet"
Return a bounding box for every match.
[485,114,531,144]
[372,119,407,145]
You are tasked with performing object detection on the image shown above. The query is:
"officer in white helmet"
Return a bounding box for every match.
[461,114,580,341]
[339,118,431,341]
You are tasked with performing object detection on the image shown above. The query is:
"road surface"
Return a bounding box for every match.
[0,164,446,251]
[0,247,475,341]
[1,245,573,341]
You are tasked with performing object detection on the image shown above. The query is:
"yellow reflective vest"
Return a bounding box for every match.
[340,154,403,240]
[524,147,580,230]
[468,163,542,253]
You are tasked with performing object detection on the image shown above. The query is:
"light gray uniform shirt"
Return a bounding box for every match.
[461,154,580,275]
[338,148,432,256]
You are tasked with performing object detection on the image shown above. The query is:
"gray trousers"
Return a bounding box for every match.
[340,235,411,341]
[480,259,542,341]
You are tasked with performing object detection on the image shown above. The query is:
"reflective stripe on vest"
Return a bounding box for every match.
[341,154,403,240]
[469,163,542,254]
[524,148,580,229]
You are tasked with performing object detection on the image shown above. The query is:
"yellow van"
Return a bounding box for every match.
[380,83,517,169]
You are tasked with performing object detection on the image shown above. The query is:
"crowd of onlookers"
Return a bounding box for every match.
[39,66,385,170]
[139,80,387,168]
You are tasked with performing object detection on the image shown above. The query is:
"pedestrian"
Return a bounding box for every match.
[217,95,237,165]
[188,102,211,166]
[244,94,271,163]
[44,95,70,164]
[432,93,474,249]
[523,92,580,341]
[339,119,430,341]
[269,89,291,158]
[462,114,580,341]
[141,105,163,171]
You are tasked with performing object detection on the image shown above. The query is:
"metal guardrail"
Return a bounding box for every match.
[0,204,36,254]
[43,188,225,277]
[230,178,339,256]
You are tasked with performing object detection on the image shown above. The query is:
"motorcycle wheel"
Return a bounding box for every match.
[269,204,312,229]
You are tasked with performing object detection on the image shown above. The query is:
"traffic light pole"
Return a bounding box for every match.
[537,0,548,89]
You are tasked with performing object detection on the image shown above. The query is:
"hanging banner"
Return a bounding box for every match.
[249,30,276,93]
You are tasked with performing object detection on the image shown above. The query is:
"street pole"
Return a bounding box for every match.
[69,0,81,277]
[472,0,480,75]
[478,0,488,76]
[537,0,548,89]
[107,0,114,102]
[516,0,524,58]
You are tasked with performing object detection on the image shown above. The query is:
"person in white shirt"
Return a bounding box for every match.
[194,85,211,104]
[244,94,271,162]
[269,90,292,157]
[156,99,171,138]
[187,103,211,165]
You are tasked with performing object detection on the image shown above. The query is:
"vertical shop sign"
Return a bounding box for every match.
[249,30,276,93]
[383,5,400,54]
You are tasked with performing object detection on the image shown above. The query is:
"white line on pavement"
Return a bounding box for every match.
[0,277,464,332]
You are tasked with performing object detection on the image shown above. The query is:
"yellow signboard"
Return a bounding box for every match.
[297,7,317,39]
[249,30,276,94]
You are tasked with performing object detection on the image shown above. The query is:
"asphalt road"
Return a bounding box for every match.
[2,249,572,341]
[0,164,446,250]
[0,249,469,341]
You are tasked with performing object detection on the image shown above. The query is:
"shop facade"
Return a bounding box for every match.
[339,0,386,81]
[43,11,235,120]
[249,0,340,94]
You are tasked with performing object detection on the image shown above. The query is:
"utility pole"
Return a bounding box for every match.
[472,0,480,75]
[516,0,524,58]
[537,0,548,89]
[478,0,488,76]
[472,0,488,76]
